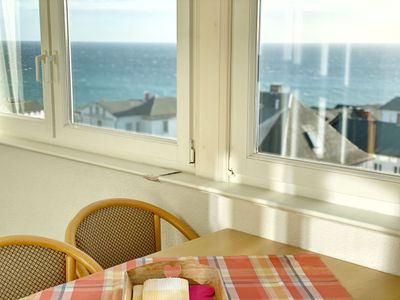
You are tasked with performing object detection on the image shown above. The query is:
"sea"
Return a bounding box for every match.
[10,42,400,109]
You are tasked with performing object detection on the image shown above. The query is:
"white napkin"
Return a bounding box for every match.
[139,278,189,300]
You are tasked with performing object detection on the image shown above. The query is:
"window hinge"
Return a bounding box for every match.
[189,139,195,164]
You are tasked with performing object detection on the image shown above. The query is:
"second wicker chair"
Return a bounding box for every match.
[0,235,102,300]
[65,198,199,271]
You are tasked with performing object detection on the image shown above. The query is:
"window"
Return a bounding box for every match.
[0,0,192,170]
[3,0,398,215]
[230,0,400,215]
[125,123,133,131]
[255,0,400,176]
[67,0,177,139]
[0,0,43,118]
[163,120,169,133]
[0,0,53,138]
[53,0,190,169]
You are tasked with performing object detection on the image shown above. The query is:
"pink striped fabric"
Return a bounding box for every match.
[22,255,352,300]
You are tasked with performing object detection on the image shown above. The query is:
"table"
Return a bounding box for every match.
[151,229,400,299]
[24,229,400,300]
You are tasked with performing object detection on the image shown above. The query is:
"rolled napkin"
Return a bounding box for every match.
[189,285,215,300]
[142,278,189,300]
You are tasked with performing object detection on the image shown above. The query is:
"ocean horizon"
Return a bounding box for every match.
[7,41,400,109]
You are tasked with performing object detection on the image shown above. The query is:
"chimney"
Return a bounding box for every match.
[366,111,376,154]
[270,84,282,94]
[144,91,153,101]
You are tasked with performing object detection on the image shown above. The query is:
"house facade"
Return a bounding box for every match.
[380,96,400,124]
[75,95,176,137]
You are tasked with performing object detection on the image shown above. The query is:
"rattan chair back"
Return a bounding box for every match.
[0,235,102,300]
[65,198,199,269]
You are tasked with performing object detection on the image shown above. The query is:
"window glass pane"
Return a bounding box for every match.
[0,0,44,118]
[68,0,177,139]
[257,0,400,175]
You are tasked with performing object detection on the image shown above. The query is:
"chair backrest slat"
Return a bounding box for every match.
[154,214,161,252]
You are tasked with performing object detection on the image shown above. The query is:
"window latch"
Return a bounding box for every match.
[189,139,195,164]
[35,53,47,82]
[35,52,58,83]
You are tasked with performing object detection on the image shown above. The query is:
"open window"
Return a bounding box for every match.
[0,0,191,170]
[0,0,53,139]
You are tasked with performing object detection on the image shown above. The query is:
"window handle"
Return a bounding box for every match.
[35,53,47,82]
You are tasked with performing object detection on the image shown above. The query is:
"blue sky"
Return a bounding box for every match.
[7,0,400,43]
[68,0,176,43]
[261,0,400,43]
[16,0,176,42]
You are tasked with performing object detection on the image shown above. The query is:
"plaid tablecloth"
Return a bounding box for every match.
[23,254,352,300]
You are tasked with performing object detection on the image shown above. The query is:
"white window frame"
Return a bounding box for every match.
[46,0,192,171]
[0,0,54,141]
[229,0,400,216]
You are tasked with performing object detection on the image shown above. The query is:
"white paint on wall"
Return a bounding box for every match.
[0,144,400,275]
[381,110,399,124]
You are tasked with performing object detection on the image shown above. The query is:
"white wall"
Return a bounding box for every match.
[1,144,400,275]
[117,115,141,132]
[381,110,399,123]
[79,104,116,128]
[359,154,400,174]
[0,144,205,247]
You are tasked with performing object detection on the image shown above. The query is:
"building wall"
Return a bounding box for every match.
[85,114,177,136]
[1,144,400,275]
[78,104,116,128]
[117,115,142,132]
[359,154,400,174]
[140,118,176,136]
[168,117,177,137]
[381,110,399,123]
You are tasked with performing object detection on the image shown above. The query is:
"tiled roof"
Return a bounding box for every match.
[380,97,400,111]
[77,96,176,119]
[259,92,371,165]
[97,99,143,114]
[113,97,176,118]
[149,97,176,117]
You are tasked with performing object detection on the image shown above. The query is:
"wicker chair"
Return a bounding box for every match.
[65,198,199,272]
[0,235,102,300]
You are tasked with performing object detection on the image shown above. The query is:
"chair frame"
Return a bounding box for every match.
[65,198,199,262]
[0,235,102,287]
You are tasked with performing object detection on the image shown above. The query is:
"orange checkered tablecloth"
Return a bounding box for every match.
[23,254,352,300]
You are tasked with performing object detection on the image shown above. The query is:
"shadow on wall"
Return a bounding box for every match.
[206,192,311,251]
[204,189,400,276]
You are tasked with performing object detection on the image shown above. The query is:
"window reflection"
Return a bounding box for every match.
[257,0,400,175]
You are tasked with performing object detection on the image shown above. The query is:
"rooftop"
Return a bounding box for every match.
[380,96,400,111]
[259,91,371,165]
